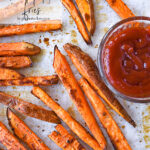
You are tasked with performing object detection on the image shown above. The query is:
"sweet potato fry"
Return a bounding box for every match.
[63,43,136,127]
[79,78,132,150]
[0,56,32,68]
[0,20,62,37]
[49,124,85,150]
[0,42,41,56]
[0,121,26,150]
[0,68,24,80]
[106,0,135,19]
[32,86,102,150]
[0,0,42,21]
[61,0,92,44]
[75,0,95,35]
[0,91,60,124]
[0,75,59,86]
[53,46,106,149]
[7,108,50,150]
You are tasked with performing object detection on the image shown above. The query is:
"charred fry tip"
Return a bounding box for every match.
[87,38,92,45]
[130,120,136,128]
[54,45,59,51]
[53,45,60,67]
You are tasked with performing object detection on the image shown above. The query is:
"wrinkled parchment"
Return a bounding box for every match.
[0,0,150,149]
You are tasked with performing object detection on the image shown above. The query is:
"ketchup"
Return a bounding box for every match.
[102,26,150,98]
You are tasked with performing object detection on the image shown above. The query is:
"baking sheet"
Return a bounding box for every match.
[0,0,150,149]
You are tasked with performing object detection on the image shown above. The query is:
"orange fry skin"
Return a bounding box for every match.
[0,42,41,56]
[75,0,96,35]
[32,86,102,150]
[106,0,135,19]
[79,78,132,150]
[49,124,85,150]
[0,92,60,124]
[0,56,32,68]
[7,108,50,150]
[0,20,62,37]
[0,68,24,80]
[0,75,59,86]
[53,46,107,150]
[0,121,26,150]
[61,0,92,44]
[64,43,136,127]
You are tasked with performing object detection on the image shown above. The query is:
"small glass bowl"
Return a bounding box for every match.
[97,16,150,103]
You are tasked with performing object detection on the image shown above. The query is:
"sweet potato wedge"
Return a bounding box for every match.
[0,75,59,86]
[63,43,136,127]
[0,68,24,80]
[0,20,62,37]
[49,124,85,150]
[0,0,42,21]
[0,42,41,56]
[32,86,102,150]
[0,56,32,68]
[106,0,135,19]
[75,0,95,35]
[53,46,106,149]
[61,0,92,44]
[79,78,132,150]
[0,121,26,150]
[7,108,50,150]
[0,91,60,124]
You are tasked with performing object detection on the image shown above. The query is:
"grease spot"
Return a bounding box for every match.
[103,27,109,33]
[67,104,76,119]
[44,38,49,46]
[71,39,78,45]
[71,30,77,38]
[97,13,108,23]
[142,106,150,148]
[39,39,42,43]
[96,5,104,11]
[31,49,46,63]
[69,16,74,25]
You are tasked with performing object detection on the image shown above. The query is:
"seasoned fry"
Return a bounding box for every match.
[32,86,102,150]
[0,42,41,56]
[0,121,26,150]
[0,68,24,80]
[49,124,85,150]
[64,43,136,127]
[0,75,59,86]
[0,91,60,124]
[0,0,42,21]
[75,0,95,35]
[53,46,106,149]
[106,0,135,19]
[61,0,91,44]
[7,108,50,150]
[0,20,62,37]
[0,56,32,68]
[79,78,132,150]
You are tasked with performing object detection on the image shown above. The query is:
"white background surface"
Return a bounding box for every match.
[0,0,150,150]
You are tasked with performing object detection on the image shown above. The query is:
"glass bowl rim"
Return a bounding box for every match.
[97,16,150,103]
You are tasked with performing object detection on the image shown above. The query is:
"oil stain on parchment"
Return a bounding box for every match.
[142,106,150,149]
[97,13,108,23]
[31,49,46,63]
[43,38,49,46]
[67,104,76,119]
[71,30,78,45]
[69,16,74,25]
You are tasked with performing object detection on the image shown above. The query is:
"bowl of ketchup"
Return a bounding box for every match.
[98,16,150,102]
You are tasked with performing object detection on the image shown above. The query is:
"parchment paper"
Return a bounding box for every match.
[0,0,150,150]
